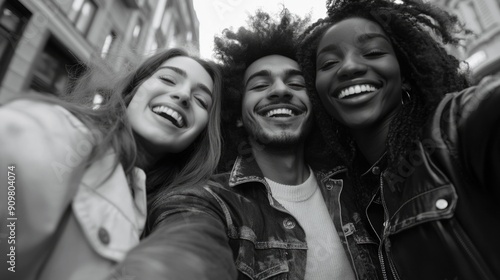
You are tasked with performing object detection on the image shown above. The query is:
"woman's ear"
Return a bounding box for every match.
[401,75,411,90]
[402,81,412,92]
[236,119,243,128]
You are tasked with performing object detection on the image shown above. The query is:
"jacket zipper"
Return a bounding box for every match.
[378,173,401,280]
[377,175,389,280]
[377,248,388,280]
[385,241,401,280]
[365,178,389,280]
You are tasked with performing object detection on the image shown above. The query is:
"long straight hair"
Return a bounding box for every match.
[16,49,222,225]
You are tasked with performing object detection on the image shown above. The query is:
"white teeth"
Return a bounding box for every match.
[265,108,294,118]
[152,105,185,127]
[338,84,378,99]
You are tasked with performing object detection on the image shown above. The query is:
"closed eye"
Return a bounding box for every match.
[194,94,211,110]
[250,84,269,91]
[364,50,386,57]
[288,83,305,90]
[159,76,176,85]
[318,60,338,71]
[195,97,208,109]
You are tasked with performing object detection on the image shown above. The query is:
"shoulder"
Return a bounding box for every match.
[153,172,240,217]
[147,177,234,234]
[209,171,232,187]
[166,172,233,201]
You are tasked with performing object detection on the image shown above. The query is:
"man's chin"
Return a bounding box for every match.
[252,132,304,150]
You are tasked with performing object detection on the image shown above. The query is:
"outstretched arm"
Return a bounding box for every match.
[458,77,500,199]
[0,100,93,279]
[108,194,237,280]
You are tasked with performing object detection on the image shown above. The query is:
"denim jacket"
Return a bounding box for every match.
[141,154,381,280]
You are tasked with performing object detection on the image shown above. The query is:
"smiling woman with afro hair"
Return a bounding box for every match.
[298,0,471,171]
[297,1,500,280]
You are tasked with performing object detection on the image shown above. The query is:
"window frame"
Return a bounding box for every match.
[51,0,98,37]
[0,0,32,83]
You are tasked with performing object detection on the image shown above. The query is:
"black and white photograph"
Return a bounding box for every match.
[1,0,499,279]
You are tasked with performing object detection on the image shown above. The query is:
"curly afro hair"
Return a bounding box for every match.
[214,8,310,172]
[297,0,471,177]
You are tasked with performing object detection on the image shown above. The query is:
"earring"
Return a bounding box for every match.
[401,88,412,105]
[236,119,243,128]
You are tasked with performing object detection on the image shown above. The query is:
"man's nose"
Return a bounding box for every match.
[268,80,292,100]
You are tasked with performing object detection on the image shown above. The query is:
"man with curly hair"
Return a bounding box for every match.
[107,9,380,280]
[209,9,369,279]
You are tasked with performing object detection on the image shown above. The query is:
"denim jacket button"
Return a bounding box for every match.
[283,218,296,229]
[436,199,449,210]
[372,166,380,175]
[98,227,110,245]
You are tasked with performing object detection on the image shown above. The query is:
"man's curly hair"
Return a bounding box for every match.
[214,9,310,172]
[297,0,471,176]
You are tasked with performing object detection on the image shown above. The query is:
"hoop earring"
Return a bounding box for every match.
[236,119,243,128]
[401,88,412,105]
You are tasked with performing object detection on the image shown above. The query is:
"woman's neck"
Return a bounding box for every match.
[135,144,158,171]
[134,133,161,171]
[350,112,397,165]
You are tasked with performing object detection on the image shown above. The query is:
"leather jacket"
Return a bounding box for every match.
[363,78,500,280]
[132,154,382,280]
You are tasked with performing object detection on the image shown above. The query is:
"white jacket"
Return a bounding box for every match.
[0,100,147,280]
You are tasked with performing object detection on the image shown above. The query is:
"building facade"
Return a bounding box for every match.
[0,0,199,104]
[432,0,500,82]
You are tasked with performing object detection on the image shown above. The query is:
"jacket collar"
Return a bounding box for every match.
[228,154,267,188]
[228,153,348,188]
[316,165,348,181]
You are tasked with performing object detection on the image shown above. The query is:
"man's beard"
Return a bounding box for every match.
[245,125,308,152]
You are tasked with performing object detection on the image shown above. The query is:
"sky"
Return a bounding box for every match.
[192,0,327,59]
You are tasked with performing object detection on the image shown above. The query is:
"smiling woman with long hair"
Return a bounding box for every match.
[0,48,222,280]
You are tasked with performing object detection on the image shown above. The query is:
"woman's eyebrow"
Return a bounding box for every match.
[157,66,212,96]
[357,33,391,44]
[317,44,339,56]
[157,66,187,77]
[317,33,391,56]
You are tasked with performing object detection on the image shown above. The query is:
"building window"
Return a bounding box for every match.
[30,36,83,96]
[52,0,97,35]
[130,19,142,49]
[0,0,31,82]
[101,31,116,58]
[456,0,498,34]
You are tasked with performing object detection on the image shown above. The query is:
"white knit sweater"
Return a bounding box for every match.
[265,170,355,280]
